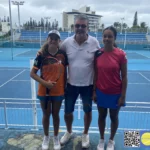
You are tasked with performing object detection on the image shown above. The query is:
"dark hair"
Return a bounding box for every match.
[74,14,89,24]
[103,26,117,47]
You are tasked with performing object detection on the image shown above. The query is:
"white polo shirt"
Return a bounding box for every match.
[60,35,100,86]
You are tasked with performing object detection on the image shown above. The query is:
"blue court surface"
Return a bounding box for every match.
[0,48,150,150]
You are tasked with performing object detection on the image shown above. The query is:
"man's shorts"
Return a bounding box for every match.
[64,83,93,114]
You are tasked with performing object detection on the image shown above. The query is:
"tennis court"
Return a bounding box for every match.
[0,47,150,150]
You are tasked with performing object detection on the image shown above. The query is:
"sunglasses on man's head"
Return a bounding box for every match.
[75,24,87,28]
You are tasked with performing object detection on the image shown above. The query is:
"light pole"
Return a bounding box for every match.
[12,1,24,33]
[8,0,13,60]
[124,27,127,49]
[120,17,124,34]
[44,17,51,33]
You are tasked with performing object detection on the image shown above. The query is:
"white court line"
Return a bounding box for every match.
[135,52,150,59]
[14,49,32,57]
[138,72,150,82]
[12,80,30,82]
[0,70,26,88]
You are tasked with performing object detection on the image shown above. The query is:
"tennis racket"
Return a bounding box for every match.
[41,56,62,109]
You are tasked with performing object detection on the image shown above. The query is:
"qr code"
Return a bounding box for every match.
[124,131,140,147]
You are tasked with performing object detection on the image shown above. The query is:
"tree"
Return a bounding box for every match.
[133,11,138,27]
[113,22,118,28]
[54,20,58,29]
[113,22,121,29]
[140,22,146,28]
[7,16,10,23]
[38,21,41,27]
[101,23,104,29]
[41,18,44,27]
[48,22,51,30]
[4,16,6,22]
[0,22,2,31]
[45,20,48,29]
[122,23,127,29]
[58,27,62,32]
[30,17,33,28]
[71,24,74,32]
[52,22,55,29]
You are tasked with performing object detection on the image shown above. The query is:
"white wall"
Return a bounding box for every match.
[68,14,75,30]
[2,22,10,33]
[146,35,150,42]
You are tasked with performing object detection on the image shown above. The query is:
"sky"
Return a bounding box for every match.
[0,0,150,28]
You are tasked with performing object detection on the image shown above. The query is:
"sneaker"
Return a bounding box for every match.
[106,140,115,150]
[97,139,105,150]
[60,131,72,145]
[82,134,90,148]
[53,136,61,150]
[42,135,50,150]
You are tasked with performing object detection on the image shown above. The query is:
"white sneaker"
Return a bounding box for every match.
[82,134,90,148]
[106,140,115,150]
[53,136,61,150]
[97,139,105,150]
[60,131,72,145]
[42,135,50,150]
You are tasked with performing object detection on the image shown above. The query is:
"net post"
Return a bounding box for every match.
[30,58,38,131]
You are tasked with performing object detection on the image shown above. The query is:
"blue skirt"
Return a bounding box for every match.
[96,88,126,109]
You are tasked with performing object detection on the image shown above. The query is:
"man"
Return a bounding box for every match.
[60,14,100,148]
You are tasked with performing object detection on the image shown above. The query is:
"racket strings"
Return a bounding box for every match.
[42,63,61,81]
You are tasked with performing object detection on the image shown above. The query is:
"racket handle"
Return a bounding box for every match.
[44,97,48,109]
[45,88,50,110]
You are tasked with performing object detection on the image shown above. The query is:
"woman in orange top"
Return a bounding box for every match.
[30,30,68,150]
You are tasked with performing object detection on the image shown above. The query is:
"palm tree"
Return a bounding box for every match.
[122,23,127,29]
[100,24,104,31]
[113,22,121,30]
[114,22,118,28]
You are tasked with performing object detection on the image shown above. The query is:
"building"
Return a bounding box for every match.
[62,6,102,32]
[1,22,10,33]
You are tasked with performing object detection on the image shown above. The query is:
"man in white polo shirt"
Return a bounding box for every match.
[60,14,100,148]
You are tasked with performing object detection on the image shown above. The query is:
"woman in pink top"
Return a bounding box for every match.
[93,26,128,150]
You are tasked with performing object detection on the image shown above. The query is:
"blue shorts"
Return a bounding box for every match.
[96,88,126,109]
[64,83,93,114]
[37,95,64,101]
